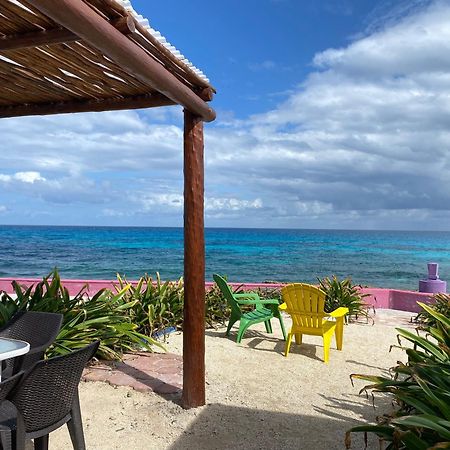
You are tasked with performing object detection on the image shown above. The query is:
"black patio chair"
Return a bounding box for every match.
[0,341,99,450]
[0,372,23,450]
[0,312,63,378]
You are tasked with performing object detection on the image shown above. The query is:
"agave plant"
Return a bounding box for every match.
[116,273,184,337]
[318,275,370,322]
[0,270,160,359]
[347,302,450,450]
[415,293,450,328]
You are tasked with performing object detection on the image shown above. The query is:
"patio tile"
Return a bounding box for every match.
[82,352,182,394]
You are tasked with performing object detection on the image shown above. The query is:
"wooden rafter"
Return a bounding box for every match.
[0,16,135,51]
[25,0,216,122]
[0,93,176,118]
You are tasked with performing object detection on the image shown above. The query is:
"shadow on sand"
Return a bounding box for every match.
[205,328,325,361]
[168,402,383,450]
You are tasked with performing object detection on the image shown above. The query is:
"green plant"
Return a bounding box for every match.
[347,302,450,449]
[116,273,184,336]
[205,282,230,328]
[318,275,370,322]
[415,293,450,328]
[0,270,159,359]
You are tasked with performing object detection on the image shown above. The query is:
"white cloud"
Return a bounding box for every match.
[202,0,450,229]
[14,172,46,183]
[0,171,46,184]
[2,1,450,229]
[205,197,262,211]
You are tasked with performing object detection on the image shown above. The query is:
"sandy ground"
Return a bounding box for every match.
[50,310,415,450]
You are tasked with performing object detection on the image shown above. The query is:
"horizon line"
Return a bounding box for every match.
[0,224,449,233]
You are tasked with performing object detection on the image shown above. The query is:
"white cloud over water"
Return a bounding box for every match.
[2,0,450,229]
[205,0,450,229]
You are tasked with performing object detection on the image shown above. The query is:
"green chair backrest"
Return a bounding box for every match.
[213,274,242,318]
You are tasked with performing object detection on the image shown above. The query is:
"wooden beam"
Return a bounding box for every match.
[0,16,135,51]
[26,0,216,122]
[182,109,205,409]
[0,93,176,118]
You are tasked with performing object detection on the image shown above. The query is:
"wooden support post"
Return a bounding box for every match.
[182,109,205,409]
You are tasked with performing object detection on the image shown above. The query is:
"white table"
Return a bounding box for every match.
[0,337,30,381]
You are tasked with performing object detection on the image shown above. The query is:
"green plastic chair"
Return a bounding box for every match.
[213,274,286,343]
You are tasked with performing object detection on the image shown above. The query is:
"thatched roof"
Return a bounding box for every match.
[0,0,215,120]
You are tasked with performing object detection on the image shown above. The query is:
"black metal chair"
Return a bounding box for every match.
[0,341,99,450]
[0,312,63,378]
[0,372,23,450]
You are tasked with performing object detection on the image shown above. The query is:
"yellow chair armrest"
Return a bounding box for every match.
[328,307,349,318]
[278,302,287,311]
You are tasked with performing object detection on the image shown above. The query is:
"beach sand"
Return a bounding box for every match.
[50,310,415,450]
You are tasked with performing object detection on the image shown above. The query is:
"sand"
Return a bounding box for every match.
[50,310,415,450]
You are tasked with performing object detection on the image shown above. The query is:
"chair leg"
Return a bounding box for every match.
[14,415,26,450]
[278,315,287,341]
[294,333,302,345]
[335,317,345,350]
[264,320,273,333]
[0,427,12,450]
[67,390,86,450]
[226,314,239,336]
[34,435,49,450]
[236,320,252,343]
[323,331,333,363]
[284,332,294,357]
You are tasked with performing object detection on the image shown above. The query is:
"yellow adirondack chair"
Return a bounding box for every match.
[280,283,348,363]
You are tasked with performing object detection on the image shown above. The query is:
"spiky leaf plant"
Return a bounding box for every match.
[0,270,160,359]
[346,302,450,450]
[318,275,370,322]
[116,273,184,337]
[415,293,450,328]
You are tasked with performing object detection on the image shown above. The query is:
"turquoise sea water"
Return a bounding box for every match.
[0,226,449,289]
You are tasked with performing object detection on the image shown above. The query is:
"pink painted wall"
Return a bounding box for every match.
[360,288,434,313]
[0,278,117,296]
[0,278,436,313]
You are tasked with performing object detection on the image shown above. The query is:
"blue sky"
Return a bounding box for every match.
[134,0,396,117]
[2,0,450,230]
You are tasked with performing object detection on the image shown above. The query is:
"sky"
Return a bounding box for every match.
[2,0,450,230]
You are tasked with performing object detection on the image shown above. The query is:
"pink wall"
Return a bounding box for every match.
[0,277,117,296]
[360,288,434,313]
[0,278,286,297]
[0,278,436,313]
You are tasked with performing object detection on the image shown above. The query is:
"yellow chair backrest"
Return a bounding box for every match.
[281,283,327,331]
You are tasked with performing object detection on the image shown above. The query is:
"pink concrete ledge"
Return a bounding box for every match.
[0,277,119,296]
[0,278,285,297]
[360,288,434,313]
[0,278,438,313]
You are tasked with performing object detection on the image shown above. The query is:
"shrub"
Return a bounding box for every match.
[346,302,450,449]
[0,270,158,359]
[415,293,450,328]
[318,275,370,321]
[116,273,184,337]
[205,282,230,328]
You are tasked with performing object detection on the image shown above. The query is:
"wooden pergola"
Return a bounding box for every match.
[0,0,216,408]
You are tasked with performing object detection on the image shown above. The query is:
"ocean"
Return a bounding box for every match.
[0,226,449,290]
